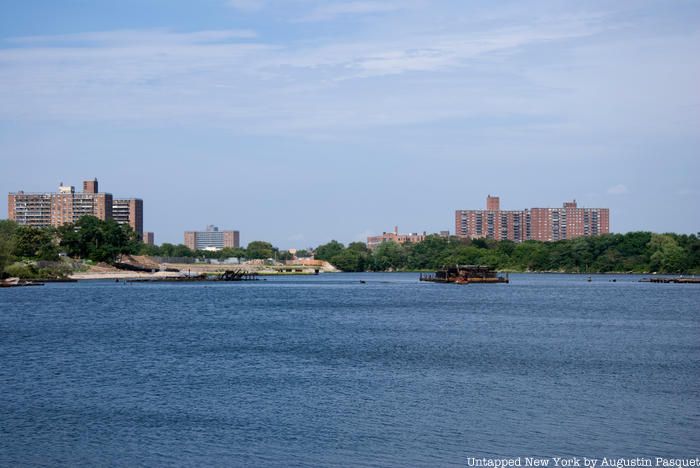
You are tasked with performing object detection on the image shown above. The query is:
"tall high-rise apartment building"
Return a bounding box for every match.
[112,198,143,238]
[184,225,240,251]
[455,196,609,242]
[9,181,113,227]
[8,179,145,238]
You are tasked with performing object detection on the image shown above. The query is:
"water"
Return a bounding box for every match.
[1,273,698,466]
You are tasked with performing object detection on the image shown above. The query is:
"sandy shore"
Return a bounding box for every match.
[68,258,338,280]
[70,270,184,280]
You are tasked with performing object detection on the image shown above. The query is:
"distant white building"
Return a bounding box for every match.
[184,225,240,251]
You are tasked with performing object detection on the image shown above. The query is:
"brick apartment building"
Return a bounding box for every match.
[8,179,144,238]
[367,227,427,249]
[143,232,155,245]
[184,225,240,251]
[112,197,143,238]
[455,195,609,242]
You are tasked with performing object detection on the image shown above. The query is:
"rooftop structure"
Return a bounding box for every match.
[455,196,610,242]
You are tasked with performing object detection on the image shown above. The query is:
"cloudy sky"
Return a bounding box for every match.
[0,0,698,247]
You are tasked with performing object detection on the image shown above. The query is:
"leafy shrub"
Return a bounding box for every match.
[4,262,36,279]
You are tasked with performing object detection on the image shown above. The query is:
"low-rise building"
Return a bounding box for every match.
[184,225,240,251]
[367,226,427,249]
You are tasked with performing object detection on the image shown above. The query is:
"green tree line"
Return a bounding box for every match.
[0,216,142,278]
[2,216,699,277]
[314,232,700,274]
[138,240,291,261]
[0,217,291,277]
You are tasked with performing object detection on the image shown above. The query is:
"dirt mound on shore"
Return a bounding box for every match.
[88,262,121,273]
[118,255,161,269]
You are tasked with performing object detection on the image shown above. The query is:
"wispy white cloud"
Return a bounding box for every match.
[0,6,697,142]
[258,14,604,79]
[298,1,403,22]
[1,2,699,240]
[7,28,257,46]
[0,17,599,130]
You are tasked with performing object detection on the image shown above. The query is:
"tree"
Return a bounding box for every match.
[0,220,18,276]
[617,232,652,257]
[407,235,449,269]
[58,216,139,263]
[139,243,162,256]
[219,247,247,259]
[510,241,548,271]
[684,234,700,273]
[330,249,367,272]
[4,262,34,279]
[567,237,594,272]
[594,249,624,272]
[478,249,508,268]
[347,242,370,254]
[370,242,407,271]
[471,237,495,249]
[314,240,345,261]
[15,225,60,261]
[277,250,294,261]
[496,240,516,257]
[171,244,194,257]
[443,245,482,266]
[246,241,275,260]
[648,234,685,273]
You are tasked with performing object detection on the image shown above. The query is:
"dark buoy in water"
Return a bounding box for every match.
[587,276,592,282]
[360,280,366,284]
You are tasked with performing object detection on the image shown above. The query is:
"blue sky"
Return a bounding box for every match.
[1,0,698,248]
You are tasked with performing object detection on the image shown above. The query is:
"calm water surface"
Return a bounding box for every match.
[1,273,698,466]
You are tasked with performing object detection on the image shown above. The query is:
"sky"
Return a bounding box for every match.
[0,0,698,248]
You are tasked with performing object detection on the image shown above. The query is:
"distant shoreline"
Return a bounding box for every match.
[64,270,696,281]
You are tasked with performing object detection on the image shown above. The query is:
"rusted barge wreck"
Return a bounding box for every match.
[639,276,700,284]
[420,265,509,284]
[127,269,258,283]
